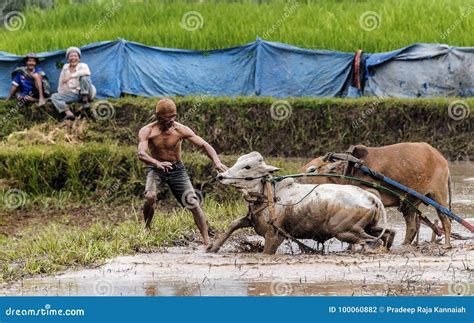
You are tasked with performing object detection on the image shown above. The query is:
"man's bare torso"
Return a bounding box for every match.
[145,122,186,163]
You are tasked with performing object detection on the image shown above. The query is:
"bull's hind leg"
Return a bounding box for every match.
[437,210,452,249]
[335,230,379,252]
[207,216,252,253]
[366,226,396,249]
[402,209,418,245]
[427,192,452,249]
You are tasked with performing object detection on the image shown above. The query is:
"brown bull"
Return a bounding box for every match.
[300,142,452,248]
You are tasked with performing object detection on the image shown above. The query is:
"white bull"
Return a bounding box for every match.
[208,152,395,254]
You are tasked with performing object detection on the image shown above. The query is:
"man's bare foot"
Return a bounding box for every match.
[38,98,46,107]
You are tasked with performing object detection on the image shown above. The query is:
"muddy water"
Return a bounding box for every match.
[2,163,473,296]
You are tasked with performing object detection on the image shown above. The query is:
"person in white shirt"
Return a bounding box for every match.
[51,47,96,121]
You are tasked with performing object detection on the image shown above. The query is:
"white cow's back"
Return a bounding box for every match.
[275,179,376,210]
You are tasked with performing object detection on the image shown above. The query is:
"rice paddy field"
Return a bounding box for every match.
[0,0,473,54]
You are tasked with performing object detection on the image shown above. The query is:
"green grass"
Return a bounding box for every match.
[0,0,472,54]
[0,142,306,209]
[0,198,246,282]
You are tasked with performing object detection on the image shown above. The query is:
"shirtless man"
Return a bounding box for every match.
[137,98,228,246]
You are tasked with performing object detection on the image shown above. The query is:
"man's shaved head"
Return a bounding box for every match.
[155,98,177,118]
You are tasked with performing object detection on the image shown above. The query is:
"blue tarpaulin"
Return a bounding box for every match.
[255,40,354,97]
[0,39,472,99]
[365,43,474,97]
[121,40,257,97]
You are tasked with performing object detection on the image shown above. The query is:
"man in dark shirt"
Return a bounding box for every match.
[6,53,48,106]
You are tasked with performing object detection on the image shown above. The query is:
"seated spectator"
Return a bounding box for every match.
[6,53,50,106]
[51,47,96,121]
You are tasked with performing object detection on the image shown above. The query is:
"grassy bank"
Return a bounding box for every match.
[0,199,246,283]
[1,97,472,160]
[0,0,472,54]
[0,143,305,205]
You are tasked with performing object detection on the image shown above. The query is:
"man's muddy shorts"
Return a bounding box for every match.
[145,161,200,208]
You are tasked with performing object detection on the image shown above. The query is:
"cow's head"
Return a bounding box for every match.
[217,152,279,190]
[301,145,369,175]
[301,154,346,175]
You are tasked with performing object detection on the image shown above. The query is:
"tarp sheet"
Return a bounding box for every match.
[365,43,474,97]
[0,40,472,98]
[255,40,354,97]
[121,41,257,97]
[0,40,123,98]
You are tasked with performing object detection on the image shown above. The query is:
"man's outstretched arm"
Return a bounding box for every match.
[137,127,172,171]
[183,126,228,172]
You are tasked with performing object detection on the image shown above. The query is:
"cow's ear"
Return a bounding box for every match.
[352,145,369,159]
[265,165,280,173]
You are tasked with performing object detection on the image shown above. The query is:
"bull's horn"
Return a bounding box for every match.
[321,153,331,162]
[306,166,316,173]
[265,165,280,173]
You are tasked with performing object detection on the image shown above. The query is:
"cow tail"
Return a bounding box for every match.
[373,197,387,242]
[448,173,452,211]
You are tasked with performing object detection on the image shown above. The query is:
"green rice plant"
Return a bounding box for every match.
[0,0,472,54]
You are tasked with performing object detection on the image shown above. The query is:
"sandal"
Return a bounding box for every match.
[62,114,76,122]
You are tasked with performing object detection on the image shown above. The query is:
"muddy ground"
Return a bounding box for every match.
[1,236,473,296]
[1,163,473,296]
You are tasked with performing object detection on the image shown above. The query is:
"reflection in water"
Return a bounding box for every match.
[6,278,454,296]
